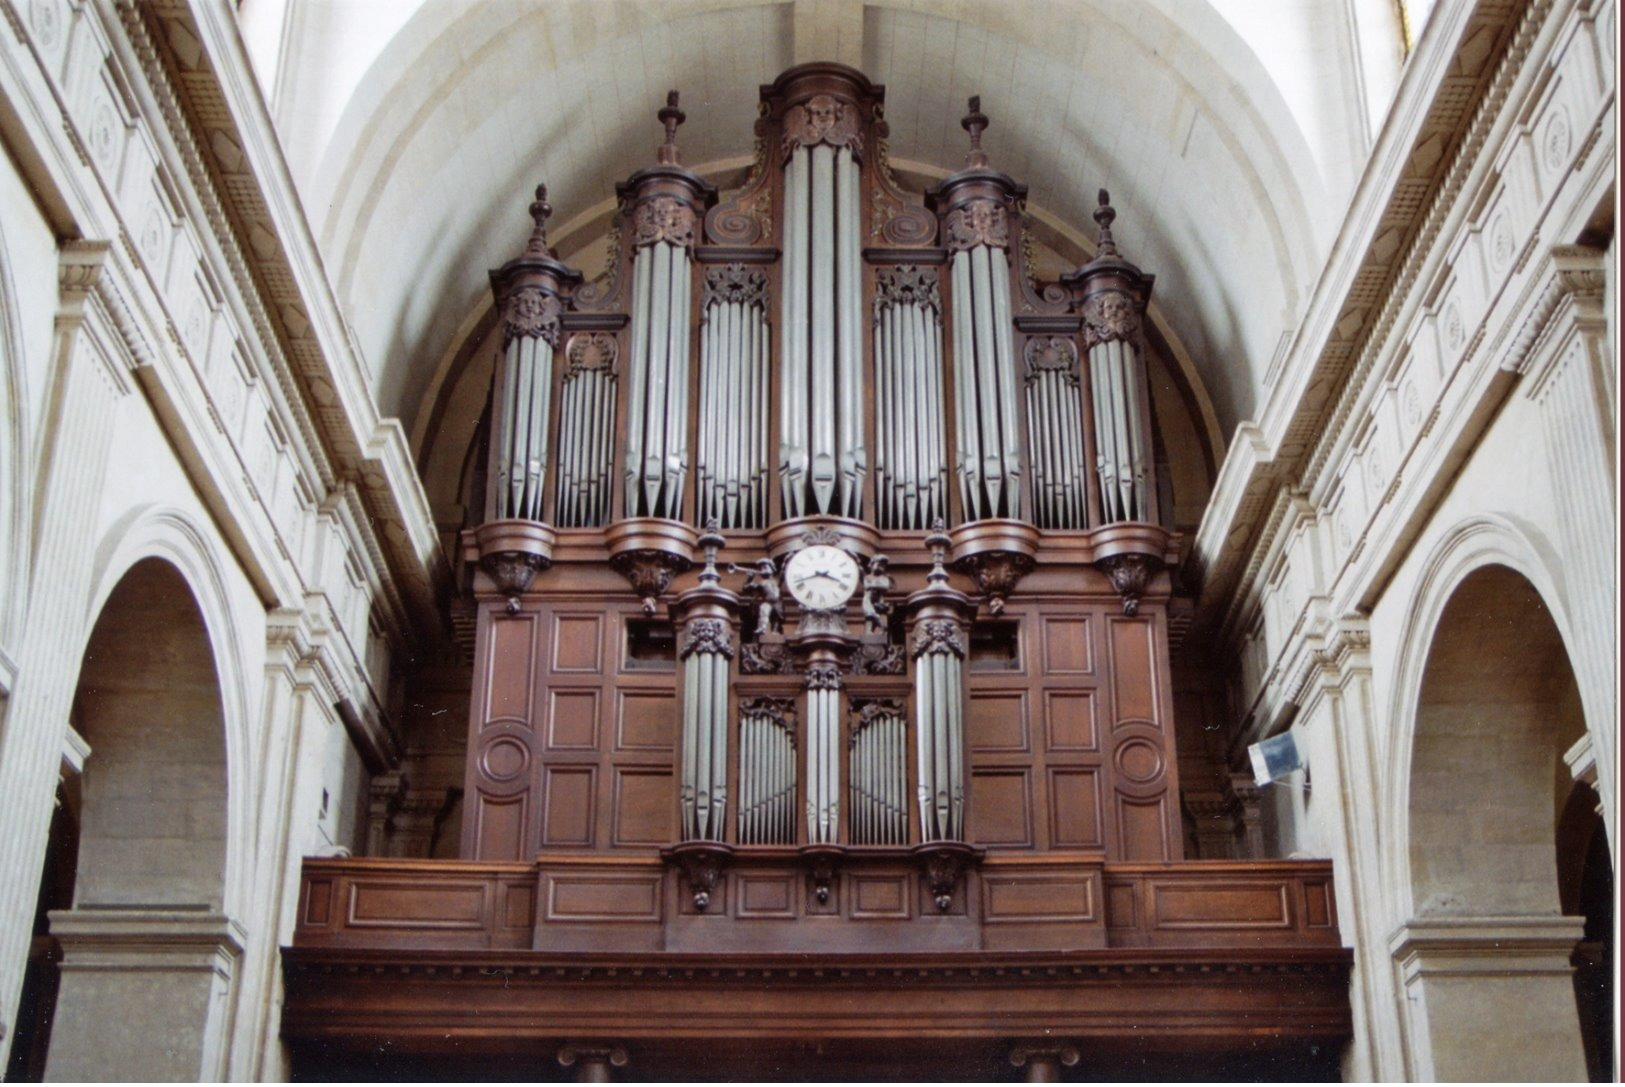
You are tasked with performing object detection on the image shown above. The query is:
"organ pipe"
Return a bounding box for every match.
[873,267,948,530]
[624,239,693,519]
[779,115,867,520]
[698,266,771,529]
[1023,336,1088,529]
[679,615,735,842]
[737,698,796,845]
[804,661,843,844]
[849,701,908,845]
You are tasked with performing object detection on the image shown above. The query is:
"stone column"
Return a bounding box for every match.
[1389,916,1587,1081]
[45,910,245,1081]
[0,243,122,1040]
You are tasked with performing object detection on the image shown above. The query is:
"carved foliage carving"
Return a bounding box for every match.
[501,286,563,347]
[943,200,1010,251]
[480,551,550,615]
[781,94,863,159]
[874,266,941,322]
[702,264,769,310]
[610,549,689,616]
[849,698,906,748]
[631,195,698,249]
[738,696,797,737]
[912,619,966,659]
[1023,335,1079,385]
[1098,553,1160,616]
[805,661,844,691]
[1082,289,1140,351]
[740,640,793,675]
[681,617,735,659]
[957,552,1035,615]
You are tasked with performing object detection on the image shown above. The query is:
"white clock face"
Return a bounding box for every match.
[784,545,861,611]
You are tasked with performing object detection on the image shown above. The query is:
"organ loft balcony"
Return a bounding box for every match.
[281,64,1351,1080]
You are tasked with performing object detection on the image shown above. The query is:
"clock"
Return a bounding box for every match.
[784,544,861,611]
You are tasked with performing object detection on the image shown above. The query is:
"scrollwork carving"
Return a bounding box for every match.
[957,551,1035,615]
[501,287,562,348]
[849,699,906,748]
[1081,289,1140,350]
[738,696,796,732]
[943,200,1009,251]
[480,551,550,615]
[1023,336,1079,384]
[781,94,863,159]
[610,549,689,616]
[681,617,735,659]
[565,332,617,376]
[740,640,792,674]
[912,619,966,659]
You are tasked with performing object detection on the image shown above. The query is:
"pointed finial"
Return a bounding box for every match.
[961,95,990,169]
[523,183,553,257]
[657,90,686,166]
[697,516,724,585]
[1094,188,1118,258]
[925,518,951,585]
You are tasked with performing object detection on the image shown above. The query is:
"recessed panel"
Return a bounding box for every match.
[475,794,528,860]
[552,615,603,672]
[542,767,595,846]
[1109,618,1158,723]
[736,875,797,918]
[613,767,674,846]
[982,873,1096,922]
[969,770,1033,847]
[850,875,910,919]
[547,690,600,750]
[1044,691,1098,751]
[1048,768,1103,848]
[545,875,661,921]
[484,615,537,722]
[1042,617,1094,674]
[617,691,675,751]
[1152,883,1291,929]
[967,691,1028,752]
[348,881,485,928]
[1117,796,1169,861]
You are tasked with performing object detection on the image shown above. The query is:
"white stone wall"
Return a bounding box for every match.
[1205,0,1616,1077]
[0,0,435,1077]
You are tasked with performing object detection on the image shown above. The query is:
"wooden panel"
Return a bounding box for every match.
[969,770,1033,847]
[1048,768,1102,849]
[474,795,528,860]
[617,691,675,752]
[967,691,1029,753]
[477,735,531,784]
[541,767,596,846]
[736,875,797,919]
[304,878,333,927]
[546,690,600,750]
[850,875,911,919]
[348,881,486,929]
[503,883,535,928]
[1304,881,1334,928]
[982,872,1096,923]
[1108,618,1157,723]
[1042,617,1094,674]
[1117,798,1170,861]
[1151,883,1291,930]
[1106,882,1137,929]
[484,615,538,722]
[1044,691,1098,752]
[612,767,674,846]
[551,615,603,672]
[544,874,662,921]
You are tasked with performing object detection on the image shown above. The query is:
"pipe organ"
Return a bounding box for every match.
[289,65,1351,1076]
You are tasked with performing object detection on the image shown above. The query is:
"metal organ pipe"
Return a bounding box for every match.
[622,238,693,520]
[679,618,733,842]
[779,140,866,519]
[697,267,771,529]
[1022,335,1088,530]
[873,267,947,530]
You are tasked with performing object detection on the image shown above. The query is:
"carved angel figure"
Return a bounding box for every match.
[729,557,783,636]
[862,554,895,635]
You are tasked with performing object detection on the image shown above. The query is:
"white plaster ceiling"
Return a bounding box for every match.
[244,0,1389,446]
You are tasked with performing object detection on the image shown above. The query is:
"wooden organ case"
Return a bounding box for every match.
[284,66,1351,1080]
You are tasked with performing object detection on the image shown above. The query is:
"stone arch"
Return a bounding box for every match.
[1384,516,1600,1081]
[0,211,29,655]
[38,511,253,1081]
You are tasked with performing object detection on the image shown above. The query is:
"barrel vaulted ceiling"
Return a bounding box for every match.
[243,0,1394,458]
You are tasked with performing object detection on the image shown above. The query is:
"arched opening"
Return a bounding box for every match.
[1393,563,1606,1081]
[25,558,239,1082]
